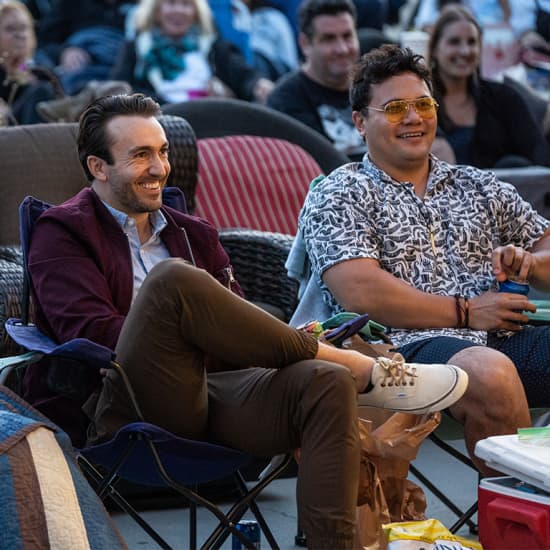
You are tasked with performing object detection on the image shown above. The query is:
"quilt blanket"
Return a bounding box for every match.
[0,385,127,549]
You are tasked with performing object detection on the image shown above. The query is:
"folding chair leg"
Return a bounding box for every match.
[409,463,478,534]
[95,439,139,498]
[190,489,197,550]
[295,526,307,547]
[234,470,280,549]
[428,433,476,469]
[449,501,478,534]
[145,440,258,550]
[78,455,173,549]
[204,454,293,549]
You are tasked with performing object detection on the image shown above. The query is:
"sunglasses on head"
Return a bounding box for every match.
[365,97,439,123]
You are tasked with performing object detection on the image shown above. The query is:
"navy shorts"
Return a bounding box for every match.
[396,326,550,407]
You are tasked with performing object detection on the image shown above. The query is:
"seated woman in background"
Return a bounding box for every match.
[111,0,274,104]
[427,4,550,168]
[0,0,63,125]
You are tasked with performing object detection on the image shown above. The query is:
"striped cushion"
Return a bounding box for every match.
[196,136,323,235]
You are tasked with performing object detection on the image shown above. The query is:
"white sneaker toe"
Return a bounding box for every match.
[358,353,468,414]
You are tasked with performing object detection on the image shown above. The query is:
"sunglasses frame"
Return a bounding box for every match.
[365,97,439,123]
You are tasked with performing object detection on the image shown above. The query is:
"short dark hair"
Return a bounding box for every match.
[298,0,356,38]
[78,93,162,181]
[349,44,432,112]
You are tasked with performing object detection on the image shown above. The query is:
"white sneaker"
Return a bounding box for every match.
[358,353,468,414]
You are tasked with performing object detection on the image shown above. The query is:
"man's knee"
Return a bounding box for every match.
[147,257,199,281]
[451,346,519,387]
[144,258,213,294]
[306,361,358,410]
[449,346,526,416]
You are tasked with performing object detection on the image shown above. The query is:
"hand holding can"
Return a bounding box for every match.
[498,279,530,325]
[498,279,530,297]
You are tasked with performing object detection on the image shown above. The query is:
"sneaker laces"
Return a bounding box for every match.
[376,353,417,387]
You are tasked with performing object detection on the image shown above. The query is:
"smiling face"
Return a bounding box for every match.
[300,12,359,90]
[156,0,197,39]
[91,115,170,217]
[0,7,35,67]
[353,72,436,178]
[432,19,481,82]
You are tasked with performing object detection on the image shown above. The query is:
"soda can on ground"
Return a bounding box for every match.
[231,519,261,549]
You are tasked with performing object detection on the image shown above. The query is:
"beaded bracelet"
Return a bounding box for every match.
[454,294,463,328]
[454,294,469,328]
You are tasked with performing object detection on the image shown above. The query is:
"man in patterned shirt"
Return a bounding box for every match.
[299,44,550,473]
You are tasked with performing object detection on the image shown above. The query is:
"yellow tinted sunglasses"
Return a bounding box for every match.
[366,97,439,123]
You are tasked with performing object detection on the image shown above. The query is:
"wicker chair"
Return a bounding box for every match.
[218,229,298,321]
[0,256,26,357]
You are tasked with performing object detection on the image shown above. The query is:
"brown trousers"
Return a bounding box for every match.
[90,259,360,548]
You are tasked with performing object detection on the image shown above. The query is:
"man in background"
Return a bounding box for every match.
[267,0,366,160]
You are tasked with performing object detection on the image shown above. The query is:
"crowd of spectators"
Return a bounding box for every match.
[1,0,549,168]
[111,0,274,103]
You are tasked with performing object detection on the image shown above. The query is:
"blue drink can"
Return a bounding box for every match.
[498,279,530,296]
[232,520,260,549]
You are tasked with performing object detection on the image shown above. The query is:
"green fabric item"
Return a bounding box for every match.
[321,312,387,342]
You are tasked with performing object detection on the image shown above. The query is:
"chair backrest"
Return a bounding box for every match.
[19,197,52,324]
[219,229,298,321]
[162,97,350,174]
[0,114,198,248]
[162,98,350,234]
[196,135,321,234]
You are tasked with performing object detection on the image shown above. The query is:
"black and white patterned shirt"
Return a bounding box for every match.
[299,155,550,347]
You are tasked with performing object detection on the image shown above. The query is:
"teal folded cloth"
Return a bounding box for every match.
[528,300,550,322]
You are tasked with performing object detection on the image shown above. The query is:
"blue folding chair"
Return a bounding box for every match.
[4,193,292,550]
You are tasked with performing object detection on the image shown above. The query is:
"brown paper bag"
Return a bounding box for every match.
[354,412,441,550]
[341,334,396,360]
